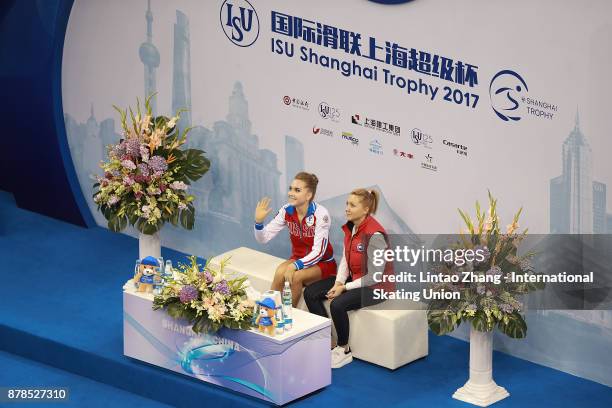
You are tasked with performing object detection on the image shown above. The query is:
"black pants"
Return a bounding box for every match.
[303,277,383,346]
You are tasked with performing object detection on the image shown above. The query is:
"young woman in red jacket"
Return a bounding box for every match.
[254,172,337,306]
[303,188,392,368]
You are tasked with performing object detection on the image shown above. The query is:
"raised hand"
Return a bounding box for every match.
[255,197,273,223]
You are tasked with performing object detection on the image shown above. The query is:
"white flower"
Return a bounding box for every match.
[170,181,188,191]
[167,116,178,129]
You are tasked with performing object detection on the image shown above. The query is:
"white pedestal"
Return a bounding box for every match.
[139,231,161,259]
[452,326,509,407]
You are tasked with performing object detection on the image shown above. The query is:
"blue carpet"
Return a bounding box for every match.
[0,189,611,407]
[0,351,171,408]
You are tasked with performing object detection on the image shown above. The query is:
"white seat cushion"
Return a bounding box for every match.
[208,247,428,369]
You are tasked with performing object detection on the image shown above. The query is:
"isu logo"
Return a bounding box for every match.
[220,0,259,47]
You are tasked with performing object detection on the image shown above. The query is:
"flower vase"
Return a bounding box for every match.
[452,326,509,407]
[139,231,161,259]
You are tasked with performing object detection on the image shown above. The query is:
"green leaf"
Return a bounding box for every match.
[471,311,490,332]
[178,149,211,182]
[179,204,195,230]
[498,312,527,338]
[166,302,184,319]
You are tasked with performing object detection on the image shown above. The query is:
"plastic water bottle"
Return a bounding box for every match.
[275,306,284,335]
[164,260,173,280]
[282,280,293,331]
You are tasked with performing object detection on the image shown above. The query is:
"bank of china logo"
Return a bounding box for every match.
[489,69,529,122]
[220,0,259,47]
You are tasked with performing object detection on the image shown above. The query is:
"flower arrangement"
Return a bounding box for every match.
[93,95,210,234]
[427,191,544,339]
[153,256,254,334]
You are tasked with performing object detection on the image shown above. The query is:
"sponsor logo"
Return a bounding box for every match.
[318,102,341,122]
[393,149,414,159]
[220,0,259,47]
[421,153,437,172]
[342,132,359,146]
[352,113,400,136]
[369,139,383,155]
[313,126,333,137]
[305,215,314,226]
[411,128,433,148]
[282,95,310,110]
[443,139,468,157]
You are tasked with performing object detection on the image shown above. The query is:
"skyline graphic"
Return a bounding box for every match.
[550,110,612,234]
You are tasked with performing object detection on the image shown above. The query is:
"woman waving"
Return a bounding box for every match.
[254,172,337,306]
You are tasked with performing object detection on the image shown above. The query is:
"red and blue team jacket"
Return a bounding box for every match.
[254,201,334,270]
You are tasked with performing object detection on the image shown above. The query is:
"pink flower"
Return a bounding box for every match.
[121,160,136,171]
[170,181,188,190]
[123,175,135,186]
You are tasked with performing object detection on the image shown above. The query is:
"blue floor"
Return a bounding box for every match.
[1,189,611,407]
[0,351,171,408]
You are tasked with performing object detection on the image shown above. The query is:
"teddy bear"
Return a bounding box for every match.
[134,256,162,293]
[255,297,277,336]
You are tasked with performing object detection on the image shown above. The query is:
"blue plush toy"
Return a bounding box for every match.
[135,256,162,293]
[255,297,277,336]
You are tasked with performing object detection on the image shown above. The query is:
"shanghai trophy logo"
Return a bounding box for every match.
[489,69,529,122]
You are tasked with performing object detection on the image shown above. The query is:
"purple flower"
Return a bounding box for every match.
[486,266,502,276]
[476,284,485,295]
[121,159,136,170]
[500,303,514,313]
[214,280,230,296]
[179,285,199,303]
[111,142,126,158]
[138,163,150,177]
[198,271,213,284]
[126,137,141,157]
[140,145,150,162]
[148,156,168,173]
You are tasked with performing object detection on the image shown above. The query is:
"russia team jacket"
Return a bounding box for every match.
[254,201,334,271]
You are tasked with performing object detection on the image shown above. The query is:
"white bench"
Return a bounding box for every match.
[208,247,428,370]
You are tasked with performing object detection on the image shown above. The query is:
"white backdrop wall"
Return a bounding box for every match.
[62,0,612,386]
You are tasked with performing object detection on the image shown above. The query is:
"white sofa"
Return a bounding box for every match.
[208,247,428,370]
